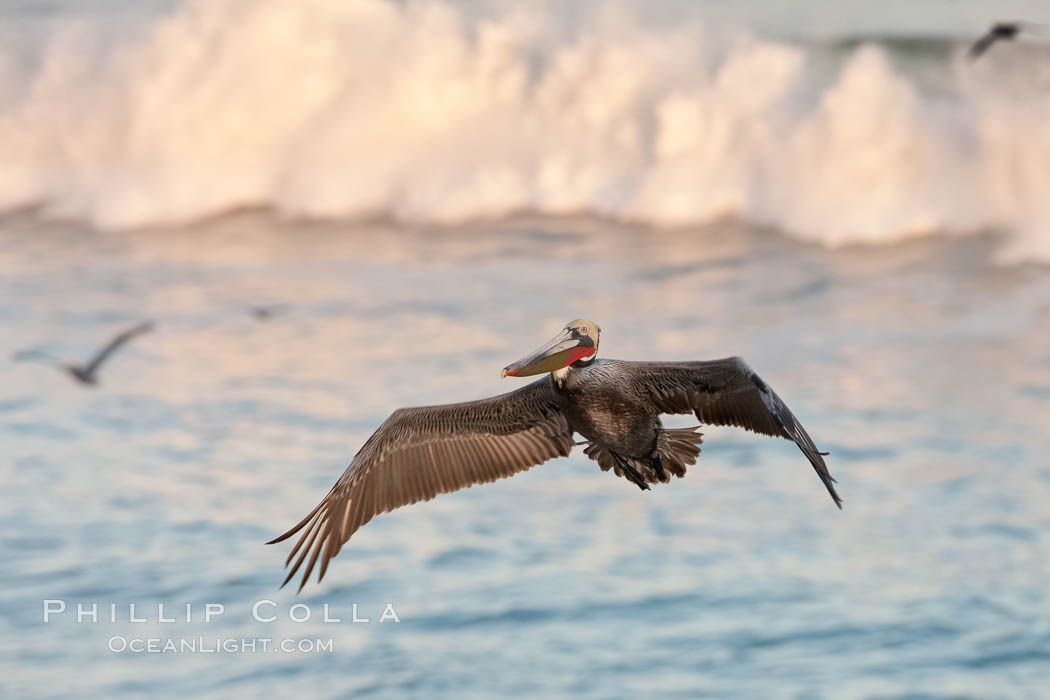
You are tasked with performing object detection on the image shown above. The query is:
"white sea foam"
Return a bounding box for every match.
[1,0,1049,262]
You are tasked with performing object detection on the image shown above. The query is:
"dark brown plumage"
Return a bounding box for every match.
[609,358,839,503]
[268,378,574,590]
[270,319,840,591]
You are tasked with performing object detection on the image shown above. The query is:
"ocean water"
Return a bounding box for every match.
[2,1,1050,699]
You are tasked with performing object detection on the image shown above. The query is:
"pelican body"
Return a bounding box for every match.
[270,319,841,590]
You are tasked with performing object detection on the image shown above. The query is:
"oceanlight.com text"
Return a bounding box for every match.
[107,636,335,654]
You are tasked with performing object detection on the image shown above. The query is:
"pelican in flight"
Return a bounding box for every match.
[968,21,1041,59]
[12,321,154,386]
[270,319,841,590]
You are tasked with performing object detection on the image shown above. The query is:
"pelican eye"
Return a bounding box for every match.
[579,326,588,334]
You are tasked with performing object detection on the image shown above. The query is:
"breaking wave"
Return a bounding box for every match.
[1,0,1050,262]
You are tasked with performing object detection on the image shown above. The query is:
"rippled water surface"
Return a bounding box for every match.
[1,215,1048,698]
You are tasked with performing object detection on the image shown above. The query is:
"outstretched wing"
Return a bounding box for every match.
[11,348,64,365]
[268,377,573,591]
[612,357,842,508]
[82,321,155,376]
[968,31,1000,59]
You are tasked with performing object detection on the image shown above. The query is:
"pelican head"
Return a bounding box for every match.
[502,319,601,378]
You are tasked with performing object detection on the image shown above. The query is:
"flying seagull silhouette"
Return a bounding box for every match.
[13,321,155,386]
[969,21,1040,59]
[249,303,286,321]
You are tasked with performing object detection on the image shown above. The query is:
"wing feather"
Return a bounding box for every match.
[269,377,573,590]
[615,357,842,508]
[968,32,997,58]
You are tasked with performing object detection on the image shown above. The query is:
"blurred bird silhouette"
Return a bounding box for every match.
[13,321,155,386]
[968,21,1041,59]
[249,304,286,321]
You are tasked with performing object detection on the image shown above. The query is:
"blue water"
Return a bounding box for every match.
[1,213,1048,698]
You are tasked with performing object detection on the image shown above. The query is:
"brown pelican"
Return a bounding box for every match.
[270,319,841,590]
[968,21,1041,59]
[12,321,154,386]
